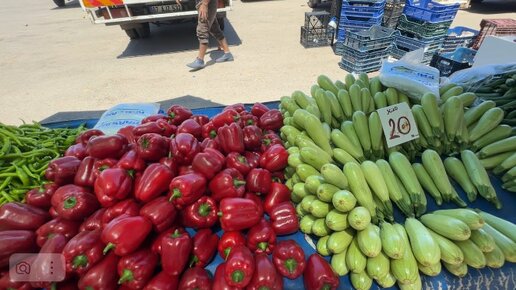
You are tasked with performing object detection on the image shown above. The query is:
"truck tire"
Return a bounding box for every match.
[217,17,225,31]
[125,29,140,39]
[123,23,150,40]
[136,23,151,38]
[53,0,66,7]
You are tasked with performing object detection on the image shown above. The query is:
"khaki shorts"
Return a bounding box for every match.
[196,0,224,44]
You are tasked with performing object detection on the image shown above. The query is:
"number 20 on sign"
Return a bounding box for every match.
[377,102,419,148]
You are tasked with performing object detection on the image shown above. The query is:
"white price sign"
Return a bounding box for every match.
[377,102,419,148]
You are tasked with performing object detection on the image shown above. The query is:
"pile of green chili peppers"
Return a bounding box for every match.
[0,122,86,204]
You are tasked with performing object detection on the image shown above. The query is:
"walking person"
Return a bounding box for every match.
[186,0,234,70]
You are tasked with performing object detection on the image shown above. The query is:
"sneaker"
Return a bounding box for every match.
[216,52,234,63]
[187,58,205,70]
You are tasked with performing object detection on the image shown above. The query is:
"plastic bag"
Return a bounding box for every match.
[379,48,440,101]
[94,103,160,135]
[447,62,516,92]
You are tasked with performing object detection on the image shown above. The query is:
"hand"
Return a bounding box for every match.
[175,0,181,4]
[199,4,208,21]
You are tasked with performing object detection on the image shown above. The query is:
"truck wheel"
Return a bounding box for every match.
[125,29,140,40]
[217,17,225,31]
[53,0,66,7]
[123,23,150,40]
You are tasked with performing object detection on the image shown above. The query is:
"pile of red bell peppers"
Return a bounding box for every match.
[0,103,339,290]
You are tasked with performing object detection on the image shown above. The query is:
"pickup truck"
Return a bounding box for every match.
[79,0,232,39]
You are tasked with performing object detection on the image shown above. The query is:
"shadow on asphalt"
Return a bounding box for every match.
[467,0,516,14]
[51,0,81,10]
[117,18,242,58]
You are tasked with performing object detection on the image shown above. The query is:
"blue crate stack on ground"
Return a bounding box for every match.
[300,11,333,48]
[393,0,459,63]
[336,0,386,54]
[339,25,398,73]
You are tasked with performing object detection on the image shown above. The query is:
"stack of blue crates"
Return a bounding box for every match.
[336,0,386,54]
[392,0,459,63]
[339,26,398,73]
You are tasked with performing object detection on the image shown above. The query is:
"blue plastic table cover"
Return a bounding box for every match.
[45,101,515,289]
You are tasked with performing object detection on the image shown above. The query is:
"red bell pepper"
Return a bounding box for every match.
[190,229,219,268]
[243,125,263,151]
[101,199,140,226]
[80,208,106,232]
[51,185,99,221]
[191,114,210,126]
[260,133,283,152]
[209,168,246,202]
[156,118,177,137]
[246,168,272,195]
[116,149,147,173]
[118,125,138,145]
[168,173,207,209]
[78,252,119,290]
[218,231,246,260]
[244,192,264,218]
[217,123,245,154]
[135,163,174,203]
[251,103,270,118]
[213,263,239,290]
[118,249,158,290]
[180,196,218,229]
[170,133,201,165]
[201,137,220,151]
[141,114,169,124]
[224,103,246,113]
[74,156,97,187]
[167,105,193,125]
[225,152,252,176]
[178,165,196,175]
[144,271,179,290]
[76,129,104,145]
[36,218,79,247]
[247,218,276,254]
[212,109,240,128]
[178,267,212,290]
[151,226,185,254]
[137,133,169,162]
[201,121,218,140]
[0,272,32,290]
[93,158,118,178]
[102,215,152,256]
[94,168,133,208]
[63,229,104,275]
[259,109,283,131]
[161,229,192,276]
[224,245,255,287]
[218,197,261,231]
[272,240,306,279]
[29,234,67,289]
[247,253,283,290]
[271,171,285,183]
[269,202,299,235]
[240,113,259,127]
[159,156,178,175]
[45,156,81,185]
[304,254,339,290]
[0,202,50,231]
[0,230,37,268]
[192,148,225,179]
[65,142,88,160]
[49,207,58,218]
[140,196,177,233]
[260,144,288,172]
[244,151,261,168]
[177,119,202,140]
[133,121,164,137]
[25,183,59,210]
[86,134,128,159]
[264,182,291,215]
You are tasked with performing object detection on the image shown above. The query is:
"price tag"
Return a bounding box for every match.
[377,102,419,148]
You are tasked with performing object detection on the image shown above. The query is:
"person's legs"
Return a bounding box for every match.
[187,7,211,69]
[206,5,233,62]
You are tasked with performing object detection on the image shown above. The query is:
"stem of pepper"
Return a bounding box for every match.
[258,242,268,251]
[231,270,244,283]
[72,255,88,268]
[224,247,231,259]
[189,255,199,267]
[170,188,181,201]
[233,179,246,187]
[63,197,77,209]
[209,130,217,139]
[118,269,134,284]
[103,243,115,255]
[198,203,211,217]
[284,258,297,274]
[321,284,331,290]
[258,287,270,290]
[171,229,181,238]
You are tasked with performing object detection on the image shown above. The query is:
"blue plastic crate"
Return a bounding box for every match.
[397,14,452,38]
[403,0,459,23]
[339,13,383,32]
[441,26,479,52]
[344,25,398,52]
[339,57,384,73]
[341,0,386,18]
